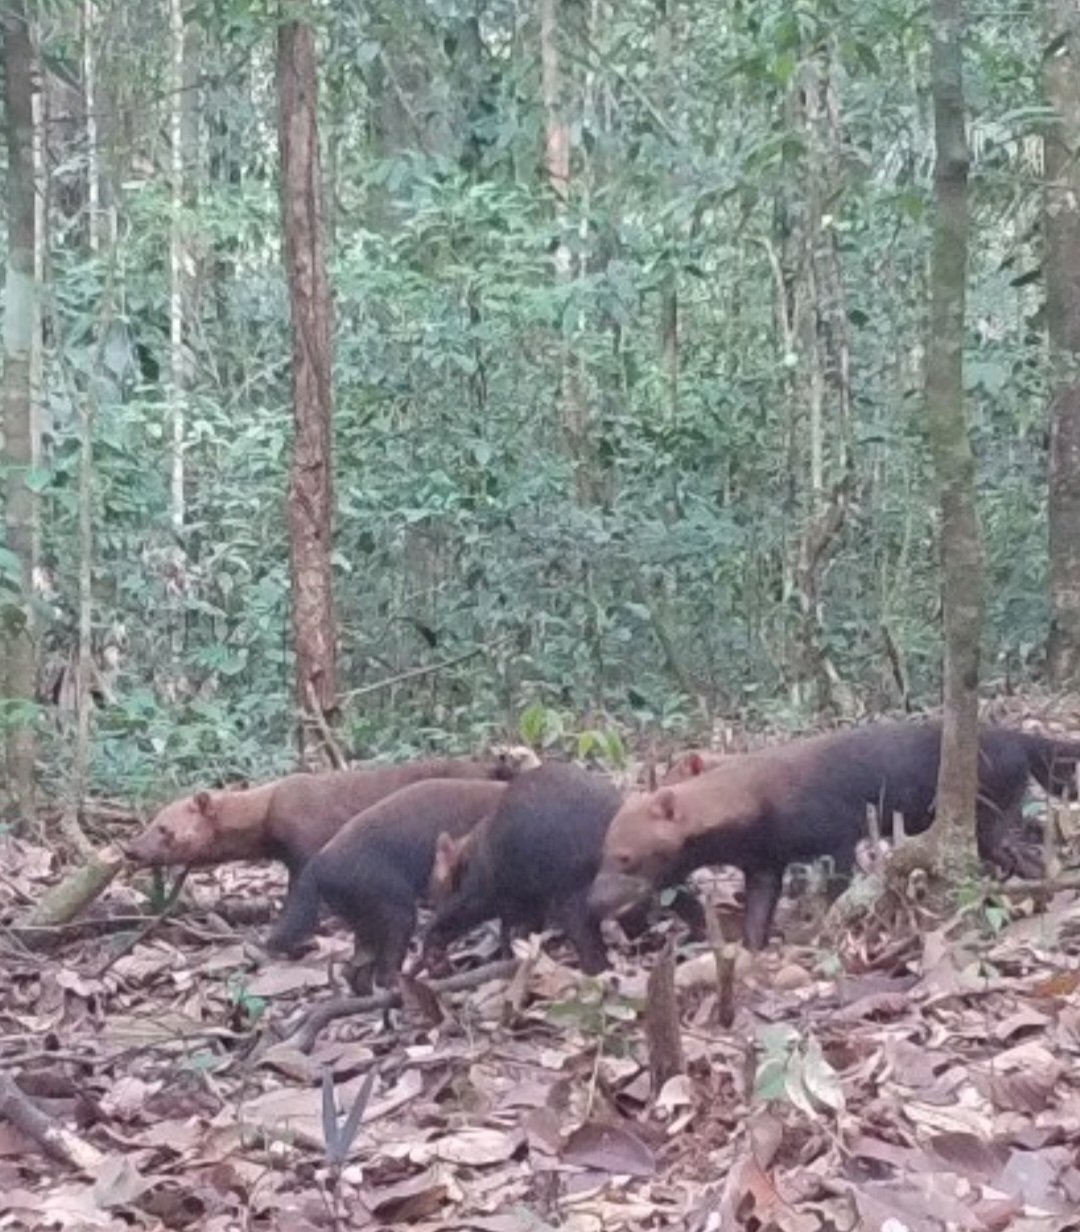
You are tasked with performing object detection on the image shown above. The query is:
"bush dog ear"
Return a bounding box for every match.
[194,790,218,822]
[650,788,679,823]
[434,831,456,865]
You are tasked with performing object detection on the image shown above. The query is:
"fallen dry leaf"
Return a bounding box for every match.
[561,1121,656,1178]
[244,963,330,997]
[92,1152,151,1209]
[427,1127,525,1166]
[362,1169,449,1221]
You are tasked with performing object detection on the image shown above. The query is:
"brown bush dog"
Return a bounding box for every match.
[264,779,507,988]
[125,751,536,929]
[429,814,707,956]
[423,763,709,972]
[588,722,1080,950]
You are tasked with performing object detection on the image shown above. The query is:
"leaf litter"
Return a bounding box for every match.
[4,805,1080,1230]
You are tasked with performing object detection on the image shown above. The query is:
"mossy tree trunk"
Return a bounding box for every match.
[926,0,983,870]
[1045,0,1080,689]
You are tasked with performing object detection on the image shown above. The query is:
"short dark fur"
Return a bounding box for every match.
[589,722,1080,950]
[265,779,506,986]
[424,763,623,974]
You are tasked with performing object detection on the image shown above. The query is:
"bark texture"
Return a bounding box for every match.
[1045,0,1080,688]
[540,0,589,503]
[277,18,338,734]
[926,0,982,867]
[3,1,39,820]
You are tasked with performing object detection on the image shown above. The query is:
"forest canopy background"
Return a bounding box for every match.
[0,0,1060,800]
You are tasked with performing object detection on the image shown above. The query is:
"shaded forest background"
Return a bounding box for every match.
[0,0,1069,801]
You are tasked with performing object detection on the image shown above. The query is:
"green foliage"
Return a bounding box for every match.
[225,975,268,1025]
[753,1024,845,1116]
[22,0,1061,796]
[545,983,641,1049]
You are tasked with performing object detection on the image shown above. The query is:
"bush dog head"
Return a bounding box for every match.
[125,786,273,866]
[587,787,691,918]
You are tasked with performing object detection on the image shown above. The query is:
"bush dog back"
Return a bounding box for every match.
[589,722,1080,949]
[424,762,623,974]
[266,778,507,985]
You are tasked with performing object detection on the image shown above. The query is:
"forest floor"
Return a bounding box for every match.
[5,835,1080,1232]
[6,696,1080,1232]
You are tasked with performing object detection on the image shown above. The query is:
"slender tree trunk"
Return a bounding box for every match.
[168,0,187,535]
[31,29,45,545]
[1044,0,1080,688]
[656,0,678,421]
[926,0,982,868]
[277,15,338,754]
[540,0,589,503]
[3,0,39,823]
[68,0,99,851]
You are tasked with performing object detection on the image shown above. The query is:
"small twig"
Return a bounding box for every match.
[95,869,189,977]
[991,875,1080,897]
[0,1072,106,1173]
[302,680,347,771]
[566,32,678,145]
[338,634,513,702]
[705,903,737,1028]
[290,958,520,1053]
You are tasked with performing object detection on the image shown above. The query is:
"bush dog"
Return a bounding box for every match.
[125,751,535,927]
[589,722,1080,949]
[424,762,623,974]
[264,779,507,987]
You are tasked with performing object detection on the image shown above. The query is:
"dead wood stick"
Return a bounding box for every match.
[302,680,347,771]
[95,869,189,977]
[0,1072,106,1173]
[990,875,1080,897]
[704,902,737,1028]
[291,958,520,1053]
[645,938,684,1094]
[17,846,124,948]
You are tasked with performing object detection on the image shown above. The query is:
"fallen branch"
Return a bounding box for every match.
[0,1072,106,1173]
[96,869,189,977]
[989,875,1080,897]
[290,958,520,1053]
[339,634,513,702]
[17,845,124,949]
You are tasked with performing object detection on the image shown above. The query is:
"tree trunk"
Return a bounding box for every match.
[168,0,188,535]
[656,0,678,422]
[2,0,39,824]
[925,0,982,869]
[277,15,338,754]
[1045,0,1080,688]
[68,0,99,855]
[539,0,589,504]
